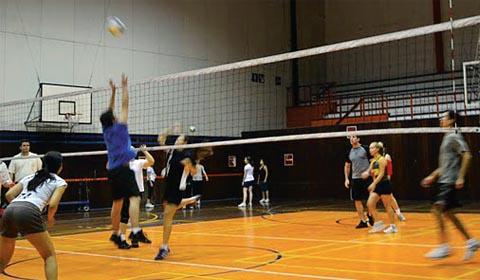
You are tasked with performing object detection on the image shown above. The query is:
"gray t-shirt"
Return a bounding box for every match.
[346,145,371,179]
[437,132,469,184]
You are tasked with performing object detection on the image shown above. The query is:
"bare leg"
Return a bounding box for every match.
[242,188,247,204]
[25,232,57,280]
[354,200,367,221]
[265,190,269,200]
[445,210,471,240]
[380,195,395,225]
[162,203,177,246]
[390,194,400,211]
[111,198,123,233]
[128,195,141,228]
[248,186,253,205]
[432,204,448,244]
[366,193,380,223]
[0,236,16,272]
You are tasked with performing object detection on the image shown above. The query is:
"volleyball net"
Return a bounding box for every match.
[0,16,477,138]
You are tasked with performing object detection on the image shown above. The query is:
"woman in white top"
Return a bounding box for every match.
[192,160,209,207]
[146,166,156,208]
[1,151,67,280]
[238,156,254,207]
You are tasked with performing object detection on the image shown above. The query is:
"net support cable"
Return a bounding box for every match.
[0,127,479,162]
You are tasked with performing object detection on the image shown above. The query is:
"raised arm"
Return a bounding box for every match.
[108,79,116,111]
[140,144,155,168]
[118,74,128,123]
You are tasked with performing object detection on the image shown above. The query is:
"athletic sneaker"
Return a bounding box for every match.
[118,240,131,249]
[425,244,451,259]
[259,199,265,203]
[355,220,368,229]
[367,213,375,226]
[109,233,120,245]
[130,230,152,248]
[463,238,479,261]
[248,202,252,207]
[145,202,154,208]
[397,213,406,221]
[368,221,385,234]
[238,202,246,207]
[264,199,270,203]
[155,247,171,260]
[383,224,398,234]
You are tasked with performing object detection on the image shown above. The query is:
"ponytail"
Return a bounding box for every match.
[27,151,62,192]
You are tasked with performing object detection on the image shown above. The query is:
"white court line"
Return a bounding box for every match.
[181,232,462,249]
[15,246,355,280]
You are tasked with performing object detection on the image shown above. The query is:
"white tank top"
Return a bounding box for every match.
[244,164,254,182]
[129,159,147,192]
[12,173,67,211]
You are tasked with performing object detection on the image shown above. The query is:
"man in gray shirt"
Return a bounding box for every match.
[422,110,478,260]
[344,135,374,228]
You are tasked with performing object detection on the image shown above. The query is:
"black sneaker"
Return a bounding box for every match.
[130,230,152,248]
[355,220,368,228]
[118,240,131,249]
[109,233,120,245]
[367,213,375,226]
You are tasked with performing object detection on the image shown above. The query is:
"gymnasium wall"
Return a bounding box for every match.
[1,115,480,210]
[0,0,291,103]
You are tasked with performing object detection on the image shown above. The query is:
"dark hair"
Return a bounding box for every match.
[100,109,115,127]
[27,151,63,192]
[19,139,30,146]
[446,110,457,122]
[245,156,251,163]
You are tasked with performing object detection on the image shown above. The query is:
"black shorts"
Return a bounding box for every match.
[351,178,372,201]
[192,180,204,195]
[1,201,46,238]
[164,182,184,206]
[373,180,392,195]
[108,165,140,200]
[259,182,269,192]
[433,183,461,211]
[243,180,255,188]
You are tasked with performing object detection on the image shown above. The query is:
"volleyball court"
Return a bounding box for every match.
[1,15,480,280]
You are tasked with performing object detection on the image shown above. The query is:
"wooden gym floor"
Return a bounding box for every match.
[3,199,480,279]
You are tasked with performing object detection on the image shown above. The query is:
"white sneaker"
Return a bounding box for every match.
[264,199,270,203]
[238,202,246,207]
[463,238,479,261]
[425,244,451,259]
[259,199,265,203]
[145,202,154,208]
[397,213,406,221]
[368,221,385,234]
[248,202,252,207]
[383,224,398,234]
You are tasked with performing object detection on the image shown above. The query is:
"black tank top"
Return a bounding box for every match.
[259,166,267,181]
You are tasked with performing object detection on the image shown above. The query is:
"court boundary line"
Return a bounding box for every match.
[14,246,355,280]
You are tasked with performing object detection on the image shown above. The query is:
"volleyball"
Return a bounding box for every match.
[107,16,126,37]
[189,125,196,133]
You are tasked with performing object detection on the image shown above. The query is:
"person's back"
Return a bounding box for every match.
[13,173,66,211]
[103,122,136,169]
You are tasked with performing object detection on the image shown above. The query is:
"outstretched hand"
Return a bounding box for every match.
[109,80,116,92]
[121,74,128,88]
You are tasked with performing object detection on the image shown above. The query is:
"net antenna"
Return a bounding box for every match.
[463,28,480,109]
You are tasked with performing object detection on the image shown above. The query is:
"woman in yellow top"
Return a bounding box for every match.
[362,142,397,234]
